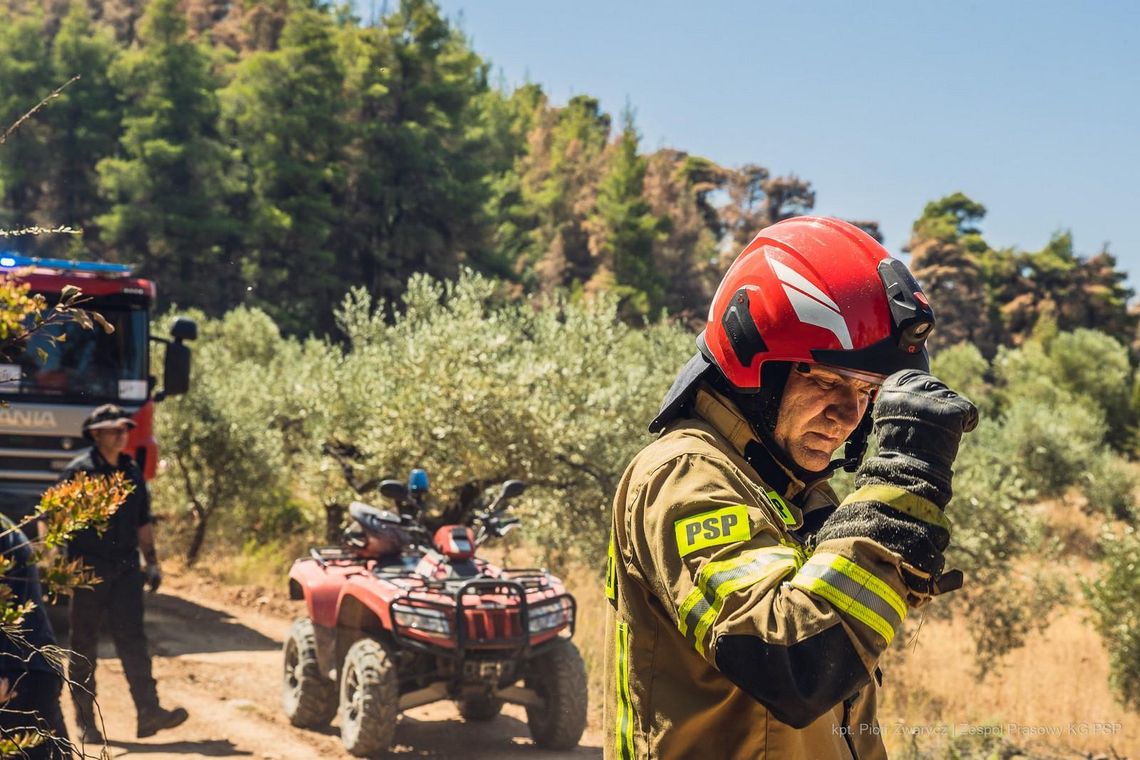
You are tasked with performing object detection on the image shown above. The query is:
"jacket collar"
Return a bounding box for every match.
[90,447,128,471]
[692,386,809,501]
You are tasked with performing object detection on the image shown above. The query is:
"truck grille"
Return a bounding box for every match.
[0,434,82,451]
[0,435,83,482]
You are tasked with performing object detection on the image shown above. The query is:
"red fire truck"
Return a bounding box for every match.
[0,254,194,518]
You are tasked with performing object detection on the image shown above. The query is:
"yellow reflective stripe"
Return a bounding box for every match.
[842,484,951,533]
[829,554,907,622]
[696,546,798,594]
[790,552,906,645]
[691,602,719,655]
[605,532,617,602]
[613,621,634,760]
[687,546,798,655]
[677,587,705,637]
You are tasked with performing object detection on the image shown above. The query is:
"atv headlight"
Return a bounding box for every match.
[527,597,574,634]
[393,604,451,636]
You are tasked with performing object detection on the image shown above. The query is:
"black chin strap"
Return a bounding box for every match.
[840,403,875,473]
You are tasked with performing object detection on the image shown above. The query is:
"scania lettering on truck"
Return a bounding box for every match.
[0,253,195,518]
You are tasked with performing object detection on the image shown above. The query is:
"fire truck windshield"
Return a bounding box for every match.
[0,298,148,403]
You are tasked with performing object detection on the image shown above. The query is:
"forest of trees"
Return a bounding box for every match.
[0,0,818,334]
[2,0,1132,351]
[2,0,1140,739]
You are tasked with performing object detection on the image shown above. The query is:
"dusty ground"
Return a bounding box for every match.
[60,571,603,760]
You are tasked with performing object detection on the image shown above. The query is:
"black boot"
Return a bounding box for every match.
[74,695,103,743]
[136,706,188,738]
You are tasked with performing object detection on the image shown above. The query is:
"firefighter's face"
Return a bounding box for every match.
[92,424,131,456]
[773,364,875,472]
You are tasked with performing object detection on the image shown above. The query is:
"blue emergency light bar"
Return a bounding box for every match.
[0,252,133,275]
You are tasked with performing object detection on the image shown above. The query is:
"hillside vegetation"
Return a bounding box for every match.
[1,1,1137,755]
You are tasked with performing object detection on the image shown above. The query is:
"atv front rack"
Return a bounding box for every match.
[392,579,572,660]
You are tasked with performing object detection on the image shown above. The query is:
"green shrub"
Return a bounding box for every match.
[152,308,295,563]
[1083,527,1140,710]
[994,330,1135,450]
[930,341,994,416]
[995,396,1105,497]
[1081,452,1138,521]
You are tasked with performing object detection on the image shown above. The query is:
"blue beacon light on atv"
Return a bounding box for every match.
[408,469,429,493]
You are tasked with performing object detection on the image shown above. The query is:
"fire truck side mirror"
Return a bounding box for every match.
[160,342,191,399]
[170,317,198,342]
[155,317,196,401]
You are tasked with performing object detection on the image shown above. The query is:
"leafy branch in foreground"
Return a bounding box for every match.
[0,472,128,758]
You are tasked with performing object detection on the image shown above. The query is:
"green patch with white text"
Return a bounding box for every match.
[674,505,751,558]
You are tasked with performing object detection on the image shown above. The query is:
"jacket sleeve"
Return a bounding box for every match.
[625,453,912,728]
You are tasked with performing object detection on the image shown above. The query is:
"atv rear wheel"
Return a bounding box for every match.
[524,639,587,749]
[457,695,503,721]
[282,618,337,728]
[339,638,398,757]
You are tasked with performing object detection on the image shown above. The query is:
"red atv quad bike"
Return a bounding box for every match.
[283,473,588,757]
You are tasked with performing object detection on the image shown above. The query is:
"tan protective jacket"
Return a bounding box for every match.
[604,387,914,759]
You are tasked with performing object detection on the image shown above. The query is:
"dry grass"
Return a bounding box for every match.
[171,496,1137,757]
[562,563,608,732]
[169,533,313,591]
[879,604,1138,758]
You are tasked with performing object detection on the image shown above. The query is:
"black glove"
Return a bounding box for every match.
[815,370,978,590]
[143,563,162,593]
[860,369,979,507]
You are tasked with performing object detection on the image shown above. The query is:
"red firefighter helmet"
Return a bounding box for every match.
[699,216,935,391]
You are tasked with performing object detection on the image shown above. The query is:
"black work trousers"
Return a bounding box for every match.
[0,670,71,759]
[68,565,158,723]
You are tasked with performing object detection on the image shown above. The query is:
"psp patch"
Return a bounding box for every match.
[674,505,751,558]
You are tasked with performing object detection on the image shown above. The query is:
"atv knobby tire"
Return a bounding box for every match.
[282,618,337,728]
[339,637,399,757]
[524,639,587,749]
[457,695,503,722]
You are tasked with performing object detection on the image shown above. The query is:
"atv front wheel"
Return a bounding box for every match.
[339,638,399,757]
[282,618,337,728]
[524,639,587,749]
[458,695,503,721]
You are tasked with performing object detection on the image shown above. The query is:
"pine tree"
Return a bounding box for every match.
[589,112,667,316]
[0,8,54,236]
[96,0,241,312]
[642,149,725,319]
[481,82,546,281]
[525,94,611,292]
[221,2,346,333]
[335,0,494,315]
[40,0,122,257]
[907,193,992,353]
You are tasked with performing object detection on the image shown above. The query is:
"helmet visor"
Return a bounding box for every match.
[794,362,884,400]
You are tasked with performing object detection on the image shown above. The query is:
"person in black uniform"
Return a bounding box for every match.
[61,404,187,741]
[0,513,71,759]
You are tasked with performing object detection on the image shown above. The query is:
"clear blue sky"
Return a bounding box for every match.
[357,1,1140,281]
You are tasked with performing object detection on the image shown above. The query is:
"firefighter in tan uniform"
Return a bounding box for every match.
[604,217,978,759]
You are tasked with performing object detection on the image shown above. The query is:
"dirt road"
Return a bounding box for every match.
[60,571,603,760]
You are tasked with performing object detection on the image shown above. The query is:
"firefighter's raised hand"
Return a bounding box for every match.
[818,372,978,592]
[143,563,162,593]
[861,370,978,508]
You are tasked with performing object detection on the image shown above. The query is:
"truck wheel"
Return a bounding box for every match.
[524,639,587,749]
[339,638,398,757]
[457,695,503,721]
[282,618,337,728]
